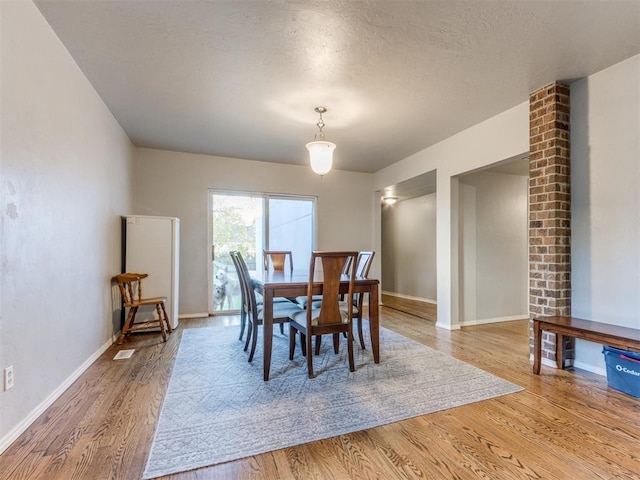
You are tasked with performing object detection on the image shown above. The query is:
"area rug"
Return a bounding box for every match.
[143,324,523,479]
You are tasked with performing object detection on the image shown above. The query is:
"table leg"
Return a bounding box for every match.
[263,288,274,381]
[555,333,564,370]
[533,319,541,374]
[369,283,380,363]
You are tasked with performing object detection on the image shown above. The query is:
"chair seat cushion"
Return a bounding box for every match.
[338,300,360,314]
[308,300,360,314]
[256,292,292,306]
[257,302,302,321]
[289,307,349,326]
[256,299,294,307]
[295,295,323,308]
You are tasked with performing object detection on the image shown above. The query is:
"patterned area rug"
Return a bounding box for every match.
[143,324,523,479]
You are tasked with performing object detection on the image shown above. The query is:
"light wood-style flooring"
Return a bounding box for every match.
[381,293,436,321]
[1,308,639,479]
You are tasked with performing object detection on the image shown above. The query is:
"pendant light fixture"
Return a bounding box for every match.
[306,106,336,176]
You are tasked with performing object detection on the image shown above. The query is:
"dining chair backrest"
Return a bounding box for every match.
[115,272,149,307]
[351,251,375,319]
[355,251,375,277]
[306,251,358,327]
[231,251,259,316]
[229,251,248,311]
[230,251,250,342]
[342,255,353,275]
[263,250,293,271]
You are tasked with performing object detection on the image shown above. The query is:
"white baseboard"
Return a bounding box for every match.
[435,320,461,331]
[529,353,560,369]
[0,336,114,455]
[527,355,606,376]
[178,312,209,319]
[460,314,529,327]
[572,361,606,377]
[431,313,527,331]
[381,291,437,304]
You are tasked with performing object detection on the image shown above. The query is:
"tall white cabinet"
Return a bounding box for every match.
[123,215,180,328]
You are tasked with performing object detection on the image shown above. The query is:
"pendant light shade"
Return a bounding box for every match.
[306,140,336,175]
[306,106,336,176]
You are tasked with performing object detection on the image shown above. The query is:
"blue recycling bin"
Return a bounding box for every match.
[602,346,640,398]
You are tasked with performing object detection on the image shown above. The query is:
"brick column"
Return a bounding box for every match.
[529,82,572,367]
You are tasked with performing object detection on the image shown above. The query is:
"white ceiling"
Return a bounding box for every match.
[35,1,640,174]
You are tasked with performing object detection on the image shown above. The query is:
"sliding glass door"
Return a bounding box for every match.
[209,191,315,314]
[267,197,314,269]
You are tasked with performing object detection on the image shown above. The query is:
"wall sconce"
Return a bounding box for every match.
[382,196,398,205]
[306,106,336,176]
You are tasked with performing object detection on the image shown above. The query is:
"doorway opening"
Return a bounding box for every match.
[380,171,438,321]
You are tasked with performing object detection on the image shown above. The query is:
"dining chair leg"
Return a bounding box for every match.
[248,318,259,362]
[117,306,138,344]
[289,328,296,360]
[160,302,172,333]
[347,328,355,372]
[244,321,253,352]
[332,333,339,354]
[356,316,366,349]
[306,332,314,378]
[154,304,168,341]
[300,333,307,357]
[239,310,246,340]
[314,335,322,355]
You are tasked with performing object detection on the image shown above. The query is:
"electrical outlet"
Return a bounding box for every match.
[4,366,14,391]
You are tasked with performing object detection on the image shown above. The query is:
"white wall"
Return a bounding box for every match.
[381,194,437,301]
[0,0,133,450]
[374,103,530,329]
[459,172,528,324]
[571,54,640,373]
[132,148,375,315]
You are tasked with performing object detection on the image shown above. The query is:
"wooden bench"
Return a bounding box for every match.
[533,316,640,374]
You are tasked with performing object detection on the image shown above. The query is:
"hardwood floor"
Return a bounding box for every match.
[381,293,436,321]
[1,308,639,479]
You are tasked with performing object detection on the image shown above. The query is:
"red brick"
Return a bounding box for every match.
[529,81,571,362]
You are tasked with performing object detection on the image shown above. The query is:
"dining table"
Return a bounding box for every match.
[250,268,380,381]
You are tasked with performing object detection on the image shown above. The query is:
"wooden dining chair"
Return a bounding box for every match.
[263,250,293,271]
[263,250,297,310]
[231,251,302,362]
[288,251,359,378]
[231,251,292,341]
[308,251,375,351]
[114,273,172,344]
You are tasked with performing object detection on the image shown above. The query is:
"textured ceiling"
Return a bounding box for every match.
[35,1,640,173]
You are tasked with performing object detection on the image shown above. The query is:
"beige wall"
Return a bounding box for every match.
[571,54,640,373]
[132,148,375,315]
[381,194,437,301]
[0,1,133,448]
[374,103,530,329]
[459,171,528,324]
